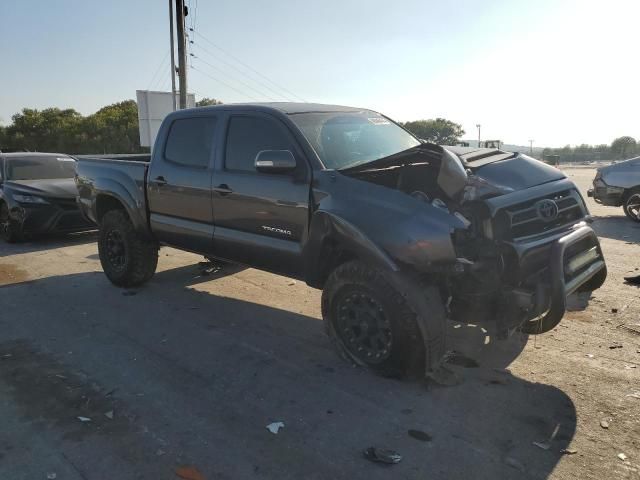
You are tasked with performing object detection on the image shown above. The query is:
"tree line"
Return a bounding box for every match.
[0,98,222,155]
[2,98,635,160]
[542,136,639,163]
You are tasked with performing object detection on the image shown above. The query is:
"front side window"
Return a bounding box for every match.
[165,117,216,168]
[289,111,420,170]
[225,116,291,172]
[6,155,76,180]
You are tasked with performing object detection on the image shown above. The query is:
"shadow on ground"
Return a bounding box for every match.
[0,230,98,258]
[0,263,576,480]
[591,215,640,242]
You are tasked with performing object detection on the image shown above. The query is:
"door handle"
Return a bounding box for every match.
[214,183,233,196]
[154,176,167,186]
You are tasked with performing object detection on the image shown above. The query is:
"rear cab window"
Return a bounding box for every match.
[164,117,217,168]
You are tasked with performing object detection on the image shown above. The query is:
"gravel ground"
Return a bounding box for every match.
[0,166,638,479]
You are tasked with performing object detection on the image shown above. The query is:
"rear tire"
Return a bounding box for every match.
[321,260,445,379]
[623,188,640,222]
[98,210,158,287]
[0,202,23,243]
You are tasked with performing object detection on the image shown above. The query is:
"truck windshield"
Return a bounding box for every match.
[289,112,420,169]
[6,156,76,180]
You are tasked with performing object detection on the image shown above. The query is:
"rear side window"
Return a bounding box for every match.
[225,116,291,172]
[164,117,216,168]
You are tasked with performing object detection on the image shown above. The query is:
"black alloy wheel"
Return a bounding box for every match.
[335,288,393,364]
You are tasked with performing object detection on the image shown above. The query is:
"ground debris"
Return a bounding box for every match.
[47,473,57,479]
[600,420,609,429]
[504,456,525,472]
[560,448,578,455]
[611,308,618,313]
[266,421,284,434]
[618,453,628,461]
[532,423,560,451]
[77,416,92,422]
[408,429,432,442]
[425,365,461,387]
[626,391,640,400]
[363,447,402,465]
[624,274,640,285]
[617,324,640,336]
[175,466,205,480]
[104,410,114,419]
[609,342,623,349]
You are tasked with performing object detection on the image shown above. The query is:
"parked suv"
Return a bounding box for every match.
[76,103,607,378]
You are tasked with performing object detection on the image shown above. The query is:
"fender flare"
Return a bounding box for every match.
[304,210,398,287]
[91,178,148,234]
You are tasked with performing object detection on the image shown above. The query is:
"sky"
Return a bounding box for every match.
[0,0,638,147]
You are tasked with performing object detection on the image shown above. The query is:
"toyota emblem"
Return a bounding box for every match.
[535,199,559,222]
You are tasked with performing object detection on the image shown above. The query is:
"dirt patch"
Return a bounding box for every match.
[0,263,29,286]
[0,340,131,441]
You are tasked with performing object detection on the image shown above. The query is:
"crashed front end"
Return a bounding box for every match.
[342,145,607,335]
[450,177,606,336]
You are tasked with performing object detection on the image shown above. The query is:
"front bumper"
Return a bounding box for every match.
[510,222,607,327]
[14,200,94,234]
[588,179,624,206]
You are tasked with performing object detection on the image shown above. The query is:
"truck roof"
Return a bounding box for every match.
[190,102,371,115]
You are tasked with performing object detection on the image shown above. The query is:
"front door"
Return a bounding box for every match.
[147,115,217,253]
[211,113,311,277]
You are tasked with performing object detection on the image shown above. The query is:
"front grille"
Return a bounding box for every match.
[503,189,585,239]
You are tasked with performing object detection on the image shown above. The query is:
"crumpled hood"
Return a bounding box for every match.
[469,153,565,193]
[5,179,78,199]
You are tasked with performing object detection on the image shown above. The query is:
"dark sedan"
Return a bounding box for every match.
[0,152,94,242]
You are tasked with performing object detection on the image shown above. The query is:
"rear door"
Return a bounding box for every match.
[147,114,217,253]
[211,112,311,276]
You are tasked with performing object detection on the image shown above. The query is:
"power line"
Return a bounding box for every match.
[191,65,260,101]
[190,51,279,101]
[147,50,170,90]
[191,29,307,102]
[191,41,291,101]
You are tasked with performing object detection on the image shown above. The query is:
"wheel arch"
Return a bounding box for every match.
[304,211,399,289]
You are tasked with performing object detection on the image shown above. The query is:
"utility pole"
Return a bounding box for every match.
[529,139,534,155]
[476,124,481,147]
[175,0,188,109]
[168,0,177,111]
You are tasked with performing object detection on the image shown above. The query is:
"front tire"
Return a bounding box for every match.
[98,210,158,287]
[0,202,23,243]
[321,260,445,379]
[623,189,640,222]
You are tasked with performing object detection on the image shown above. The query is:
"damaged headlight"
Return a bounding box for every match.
[463,175,514,202]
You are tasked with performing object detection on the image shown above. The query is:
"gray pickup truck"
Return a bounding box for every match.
[76,103,607,378]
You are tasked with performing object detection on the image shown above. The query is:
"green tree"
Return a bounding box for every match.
[611,136,637,159]
[401,118,465,145]
[84,100,143,153]
[196,97,223,107]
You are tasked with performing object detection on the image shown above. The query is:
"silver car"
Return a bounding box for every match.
[588,156,640,221]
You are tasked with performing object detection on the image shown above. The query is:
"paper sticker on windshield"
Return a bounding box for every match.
[368,117,391,125]
[57,157,75,162]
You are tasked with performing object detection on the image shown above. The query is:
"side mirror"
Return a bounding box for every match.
[255,150,296,173]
